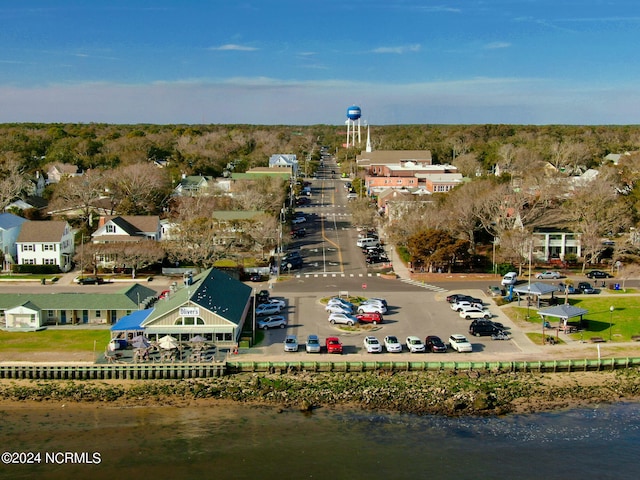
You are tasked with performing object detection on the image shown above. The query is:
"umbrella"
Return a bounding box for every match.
[190,335,206,343]
[158,335,179,350]
[131,335,150,348]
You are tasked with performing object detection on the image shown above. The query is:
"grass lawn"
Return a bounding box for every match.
[0,329,110,353]
[503,295,640,342]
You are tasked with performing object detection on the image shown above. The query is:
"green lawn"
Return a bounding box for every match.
[503,296,640,342]
[0,329,110,353]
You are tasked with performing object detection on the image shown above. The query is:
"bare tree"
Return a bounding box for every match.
[106,163,171,215]
[564,178,630,271]
[48,170,107,226]
[0,153,31,209]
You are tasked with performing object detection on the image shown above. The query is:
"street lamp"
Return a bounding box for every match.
[609,305,614,341]
[252,289,257,346]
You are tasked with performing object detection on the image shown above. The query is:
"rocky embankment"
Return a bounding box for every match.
[2,369,640,416]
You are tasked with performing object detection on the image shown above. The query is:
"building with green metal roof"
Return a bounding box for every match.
[0,284,157,331]
[112,268,253,345]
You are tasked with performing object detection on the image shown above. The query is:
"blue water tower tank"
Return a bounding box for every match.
[346,105,361,120]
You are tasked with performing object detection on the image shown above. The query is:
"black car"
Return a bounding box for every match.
[248,272,262,282]
[446,293,482,304]
[586,270,612,279]
[291,228,306,238]
[256,289,270,304]
[77,276,104,285]
[577,282,599,294]
[469,320,503,337]
[425,335,447,353]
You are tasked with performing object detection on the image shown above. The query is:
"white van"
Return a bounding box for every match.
[356,237,379,248]
[501,272,518,286]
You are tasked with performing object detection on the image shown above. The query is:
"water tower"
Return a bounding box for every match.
[345,105,361,148]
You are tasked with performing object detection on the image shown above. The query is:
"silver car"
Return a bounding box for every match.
[306,334,322,353]
[284,335,298,352]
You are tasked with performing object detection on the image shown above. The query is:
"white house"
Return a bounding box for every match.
[0,212,28,271]
[92,215,162,243]
[16,220,75,272]
[269,154,298,175]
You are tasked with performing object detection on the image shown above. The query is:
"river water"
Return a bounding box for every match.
[1,401,639,479]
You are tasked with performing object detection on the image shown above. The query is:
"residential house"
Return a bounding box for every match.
[269,154,298,175]
[0,283,157,331]
[46,163,82,184]
[110,268,253,346]
[91,215,162,269]
[173,175,216,196]
[0,213,28,271]
[532,228,582,262]
[92,215,162,243]
[16,220,74,272]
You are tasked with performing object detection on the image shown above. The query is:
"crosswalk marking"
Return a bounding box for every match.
[399,278,448,292]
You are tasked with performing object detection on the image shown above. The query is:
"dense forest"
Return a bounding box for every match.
[2,122,640,274]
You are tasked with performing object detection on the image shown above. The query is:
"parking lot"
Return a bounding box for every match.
[243,287,529,360]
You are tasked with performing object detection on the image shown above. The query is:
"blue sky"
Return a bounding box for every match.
[1,1,639,125]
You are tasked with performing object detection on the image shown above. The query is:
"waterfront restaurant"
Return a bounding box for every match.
[110,268,253,347]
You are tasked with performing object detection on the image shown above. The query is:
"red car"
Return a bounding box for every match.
[356,312,383,324]
[325,337,343,354]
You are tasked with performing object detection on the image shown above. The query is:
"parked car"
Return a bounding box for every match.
[558,282,578,294]
[383,335,403,353]
[328,313,358,326]
[248,272,262,282]
[446,293,482,304]
[357,303,385,314]
[577,282,599,294]
[535,271,561,279]
[586,270,612,279]
[425,335,447,353]
[356,312,383,324]
[257,315,286,330]
[405,336,426,353]
[451,300,484,312]
[325,337,343,354]
[256,289,270,303]
[292,216,306,224]
[76,276,104,285]
[290,228,306,238]
[501,272,518,286]
[367,297,388,308]
[363,336,382,353]
[359,300,387,313]
[459,307,492,320]
[469,320,502,337]
[326,303,353,314]
[487,285,504,297]
[283,335,298,352]
[305,334,322,353]
[255,303,283,316]
[449,334,473,353]
[263,298,286,308]
[327,298,355,311]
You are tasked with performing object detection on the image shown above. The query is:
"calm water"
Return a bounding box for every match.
[1,401,639,479]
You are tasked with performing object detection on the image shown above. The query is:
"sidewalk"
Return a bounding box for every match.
[390,247,410,279]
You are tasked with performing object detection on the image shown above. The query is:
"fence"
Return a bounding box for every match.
[0,362,226,380]
[226,357,640,374]
[1,357,638,380]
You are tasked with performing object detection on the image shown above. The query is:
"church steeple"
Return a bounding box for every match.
[366,123,372,153]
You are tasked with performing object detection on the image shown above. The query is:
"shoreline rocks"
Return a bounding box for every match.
[1,369,639,416]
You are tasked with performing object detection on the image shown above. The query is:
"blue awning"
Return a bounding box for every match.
[110,309,153,331]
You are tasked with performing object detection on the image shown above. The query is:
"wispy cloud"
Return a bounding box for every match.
[372,44,421,54]
[484,42,511,50]
[208,44,258,52]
